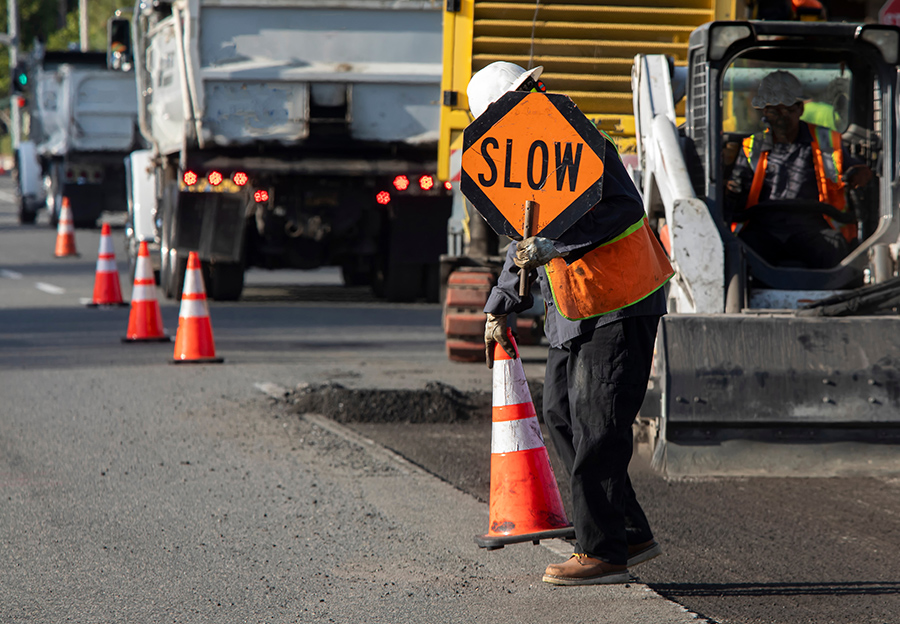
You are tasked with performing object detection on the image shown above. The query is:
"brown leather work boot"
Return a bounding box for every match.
[542,554,630,586]
[627,539,662,568]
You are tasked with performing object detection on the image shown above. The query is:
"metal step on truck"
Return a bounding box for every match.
[125,0,452,302]
[16,47,140,227]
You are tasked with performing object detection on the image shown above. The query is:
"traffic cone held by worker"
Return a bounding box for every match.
[475,329,574,549]
[123,240,170,342]
[172,251,223,364]
[54,197,78,258]
[87,222,127,307]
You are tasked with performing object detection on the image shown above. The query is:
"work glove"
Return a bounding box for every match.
[513,236,562,272]
[484,313,516,369]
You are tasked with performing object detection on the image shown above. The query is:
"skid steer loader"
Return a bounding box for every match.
[633,20,900,476]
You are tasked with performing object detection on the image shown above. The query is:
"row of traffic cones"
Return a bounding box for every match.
[55,198,222,363]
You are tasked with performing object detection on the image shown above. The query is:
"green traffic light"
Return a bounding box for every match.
[17,74,27,86]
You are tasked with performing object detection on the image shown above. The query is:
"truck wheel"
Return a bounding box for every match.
[161,250,186,301]
[384,263,423,303]
[47,162,63,228]
[341,261,372,287]
[208,262,245,301]
[18,198,36,225]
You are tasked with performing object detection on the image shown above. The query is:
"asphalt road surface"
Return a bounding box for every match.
[1,175,899,623]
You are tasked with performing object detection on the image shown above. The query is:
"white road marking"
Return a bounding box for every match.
[1,269,23,279]
[35,282,66,295]
[0,189,17,203]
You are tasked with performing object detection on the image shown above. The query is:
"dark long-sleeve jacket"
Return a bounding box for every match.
[484,138,666,348]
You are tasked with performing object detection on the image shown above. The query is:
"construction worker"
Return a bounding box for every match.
[726,70,872,269]
[468,61,673,585]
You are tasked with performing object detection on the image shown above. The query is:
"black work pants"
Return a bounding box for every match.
[543,315,660,565]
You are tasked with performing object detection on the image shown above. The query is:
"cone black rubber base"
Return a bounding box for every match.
[86,302,129,308]
[122,336,172,343]
[475,526,576,550]
[171,357,225,364]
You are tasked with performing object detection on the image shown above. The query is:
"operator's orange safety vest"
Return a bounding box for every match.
[543,217,674,321]
[741,124,855,241]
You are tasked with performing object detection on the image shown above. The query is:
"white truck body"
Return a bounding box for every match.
[25,51,140,226]
[133,0,452,302]
[142,0,442,154]
[33,61,138,156]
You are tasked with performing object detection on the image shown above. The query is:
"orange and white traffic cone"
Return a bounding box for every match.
[87,222,127,307]
[172,251,223,364]
[123,240,170,342]
[475,328,574,549]
[54,197,78,258]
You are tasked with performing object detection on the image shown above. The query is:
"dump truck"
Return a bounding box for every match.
[632,20,900,476]
[16,49,140,227]
[437,0,738,361]
[127,0,452,302]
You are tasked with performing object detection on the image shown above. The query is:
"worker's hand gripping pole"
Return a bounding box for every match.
[519,200,536,297]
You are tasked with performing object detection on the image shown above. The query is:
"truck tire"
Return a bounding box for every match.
[341,261,372,287]
[384,263,423,303]
[47,162,63,229]
[208,262,245,301]
[161,251,186,301]
[18,197,37,224]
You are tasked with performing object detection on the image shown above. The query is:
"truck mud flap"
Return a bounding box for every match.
[174,192,245,264]
[648,314,900,477]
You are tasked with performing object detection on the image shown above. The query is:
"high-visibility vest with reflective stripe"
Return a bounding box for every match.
[543,217,674,321]
[742,124,854,240]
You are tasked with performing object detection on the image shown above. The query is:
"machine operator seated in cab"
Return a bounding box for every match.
[724,70,872,269]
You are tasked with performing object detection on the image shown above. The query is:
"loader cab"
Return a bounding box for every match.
[684,21,900,307]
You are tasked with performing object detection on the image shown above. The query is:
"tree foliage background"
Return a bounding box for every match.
[0,0,124,133]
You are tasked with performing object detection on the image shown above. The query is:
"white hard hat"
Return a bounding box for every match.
[752,70,804,109]
[467,61,543,119]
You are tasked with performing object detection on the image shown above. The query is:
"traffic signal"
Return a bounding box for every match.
[12,62,28,93]
[107,17,133,70]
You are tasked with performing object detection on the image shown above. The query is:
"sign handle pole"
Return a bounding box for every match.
[518,200,537,297]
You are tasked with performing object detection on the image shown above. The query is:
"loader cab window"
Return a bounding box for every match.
[722,60,853,137]
[719,54,881,281]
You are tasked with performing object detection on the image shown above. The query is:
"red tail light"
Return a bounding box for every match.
[376,191,391,205]
[208,171,223,186]
[254,190,269,203]
[444,181,453,191]
[393,175,409,191]
[232,172,248,186]
[183,170,198,186]
[418,175,434,190]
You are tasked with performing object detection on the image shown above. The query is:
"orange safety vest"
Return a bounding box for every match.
[742,124,856,241]
[543,217,674,321]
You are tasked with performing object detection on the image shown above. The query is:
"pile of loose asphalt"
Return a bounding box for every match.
[285,380,555,506]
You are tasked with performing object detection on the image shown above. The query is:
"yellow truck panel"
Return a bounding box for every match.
[438,0,737,180]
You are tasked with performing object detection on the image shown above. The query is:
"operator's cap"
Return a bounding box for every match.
[751,70,804,109]
[467,61,543,119]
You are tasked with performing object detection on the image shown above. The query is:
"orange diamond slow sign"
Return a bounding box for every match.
[461,91,606,240]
